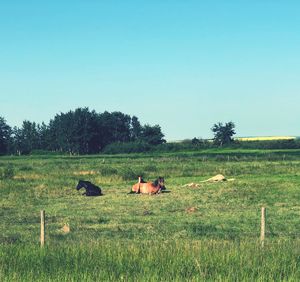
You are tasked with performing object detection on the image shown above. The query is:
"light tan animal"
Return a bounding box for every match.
[182,174,235,188]
[131,176,165,194]
[201,174,227,182]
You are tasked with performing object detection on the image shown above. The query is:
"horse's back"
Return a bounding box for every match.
[91,184,102,195]
[139,183,160,194]
[87,182,102,196]
[132,177,162,194]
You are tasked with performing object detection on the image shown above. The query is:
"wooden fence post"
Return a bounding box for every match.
[40,210,45,247]
[260,207,266,246]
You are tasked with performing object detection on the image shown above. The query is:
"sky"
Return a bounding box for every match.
[0,1,299,141]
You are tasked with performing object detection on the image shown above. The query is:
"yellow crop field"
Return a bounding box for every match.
[236,136,296,141]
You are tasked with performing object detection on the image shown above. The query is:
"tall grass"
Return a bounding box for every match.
[1,240,299,281]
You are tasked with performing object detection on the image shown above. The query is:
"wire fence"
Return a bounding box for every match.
[1,206,300,245]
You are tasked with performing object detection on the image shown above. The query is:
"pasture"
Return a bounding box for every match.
[1,149,300,281]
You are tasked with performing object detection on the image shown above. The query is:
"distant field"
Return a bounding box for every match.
[236,136,296,141]
[1,148,300,281]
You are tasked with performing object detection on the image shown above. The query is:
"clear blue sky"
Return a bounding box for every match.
[0,1,299,140]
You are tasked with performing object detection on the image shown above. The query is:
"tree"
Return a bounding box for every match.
[0,117,12,155]
[211,121,236,146]
[140,124,166,145]
[37,122,50,151]
[98,111,132,150]
[191,137,201,145]
[130,116,142,141]
[12,121,40,154]
[47,108,100,154]
[0,109,167,155]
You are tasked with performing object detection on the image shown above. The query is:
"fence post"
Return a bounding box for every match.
[40,210,45,247]
[260,207,266,246]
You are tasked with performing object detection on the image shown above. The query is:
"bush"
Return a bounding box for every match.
[102,142,152,154]
[154,140,212,152]
[118,167,146,181]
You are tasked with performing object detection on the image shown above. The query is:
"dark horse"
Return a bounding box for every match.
[76,180,102,196]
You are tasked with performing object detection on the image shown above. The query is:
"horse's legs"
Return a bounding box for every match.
[152,188,161,195]
[83,187,89,196]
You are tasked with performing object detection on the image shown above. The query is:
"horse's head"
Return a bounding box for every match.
[76,180,85,190]
[154,177,165,190]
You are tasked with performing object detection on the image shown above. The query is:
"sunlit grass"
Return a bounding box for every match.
[1,148,300,280]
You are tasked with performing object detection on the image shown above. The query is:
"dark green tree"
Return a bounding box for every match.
[109,112,131,143]
[2,108,167,155]
[0,117,12,155]
[47,108,96,154]
[191,137,201,145]
[140,124,166,145]
[98,111,132,149]
[13,121,40,154]
[72,108,100,154]
[211,121,236,146]
[130,116,142,141]
[37,122,50,151]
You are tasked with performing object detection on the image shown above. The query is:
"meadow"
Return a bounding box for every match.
[1,149,300,281]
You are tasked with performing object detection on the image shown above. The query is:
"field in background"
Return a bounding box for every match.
[236,136,297,141]
[1,148,300,281]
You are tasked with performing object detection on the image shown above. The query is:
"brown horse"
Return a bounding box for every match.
[131,176,165,194]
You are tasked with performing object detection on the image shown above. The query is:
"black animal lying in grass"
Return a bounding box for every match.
[76,180,103,196]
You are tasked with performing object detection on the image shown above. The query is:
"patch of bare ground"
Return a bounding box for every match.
[13,173,42,180]
[73,170,98,175]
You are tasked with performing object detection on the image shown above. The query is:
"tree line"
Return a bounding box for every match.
[2,112,297,156]
[0,108,165,155]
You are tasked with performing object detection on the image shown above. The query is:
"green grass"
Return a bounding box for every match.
[1,148,300,280]
[1,240,300,281]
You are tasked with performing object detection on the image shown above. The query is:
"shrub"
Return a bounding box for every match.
[103,142,152,154]
[118,167,146,181]
[154,140,212,152]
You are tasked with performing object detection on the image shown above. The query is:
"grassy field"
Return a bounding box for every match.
[1,149,300,281]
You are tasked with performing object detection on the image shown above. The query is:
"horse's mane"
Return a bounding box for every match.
[79,180,92,185]
[153,178,163,186]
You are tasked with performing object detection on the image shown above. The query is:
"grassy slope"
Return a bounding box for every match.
[1,149,300,281]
